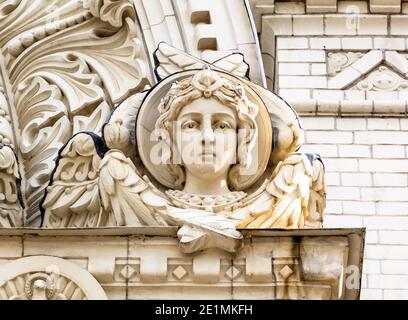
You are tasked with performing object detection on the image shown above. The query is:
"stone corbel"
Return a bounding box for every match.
[139,253,168,283]
[192,250,221,283]
[88,256,117,283]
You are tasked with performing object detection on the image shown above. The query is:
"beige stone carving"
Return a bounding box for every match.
[0,144,23,227]
[135,0,264,85]
[0,1,265,227]
[327,52,365,77]
[0,228,365,300]
[0,256,107,300]
[328,50,408,90]
[0,0,151,226]
[0,79,23,227]
[355,66,408,92]
[154,43,250,81]
[42,45,326,253]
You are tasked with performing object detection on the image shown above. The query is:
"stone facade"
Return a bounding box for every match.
[254,0,408,299]
[0,0,407,300]
[0,228,364,300]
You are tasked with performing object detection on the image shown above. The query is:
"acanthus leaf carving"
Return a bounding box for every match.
[0,144,23,227]
[7,18,149,104]
[0,79,23,227]
[0,1,150,225]
[15,77,67,151]
[0,0,85,53]
[73,101,111,134]
[15,54,105,114]
[14,76,72,222]
[0,87,14,146]
[83,0,136,28]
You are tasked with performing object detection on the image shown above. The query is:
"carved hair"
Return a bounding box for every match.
[154,66,258,190]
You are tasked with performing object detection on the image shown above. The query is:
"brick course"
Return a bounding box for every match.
[261,8,408,300]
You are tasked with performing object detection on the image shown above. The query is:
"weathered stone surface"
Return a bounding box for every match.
[0,228,365,300]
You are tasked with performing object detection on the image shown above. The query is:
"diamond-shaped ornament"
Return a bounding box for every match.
[279,265,294,279]
[120,265,136,279]
[173,265,187,280]
[225,266,241,280]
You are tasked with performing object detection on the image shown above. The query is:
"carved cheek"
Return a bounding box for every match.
[214,130,237,161]
[178,129,201,164]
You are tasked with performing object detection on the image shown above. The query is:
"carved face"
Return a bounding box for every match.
[175,97,237,181]
[151,70,260,191]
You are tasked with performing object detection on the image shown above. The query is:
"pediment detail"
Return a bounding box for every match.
[353,66,408,92]
[328,50,408,90]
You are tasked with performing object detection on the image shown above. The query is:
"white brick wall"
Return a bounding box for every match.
[300,117,408,300]
[258,4,408,300]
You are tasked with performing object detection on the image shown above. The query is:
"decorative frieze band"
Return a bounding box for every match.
[0,228,365,300]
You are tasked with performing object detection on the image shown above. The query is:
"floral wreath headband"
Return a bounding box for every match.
[157,65,259,119]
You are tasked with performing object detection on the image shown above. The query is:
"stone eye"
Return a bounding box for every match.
[214,121,231,130]
[182,120,199,129]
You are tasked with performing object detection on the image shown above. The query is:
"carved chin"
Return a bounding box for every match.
[186,162,228,177]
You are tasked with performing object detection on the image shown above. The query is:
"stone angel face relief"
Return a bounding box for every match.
[152,66,258,212]
[41,43,327,253]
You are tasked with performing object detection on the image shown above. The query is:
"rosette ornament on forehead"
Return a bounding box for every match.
[192,64,223,98]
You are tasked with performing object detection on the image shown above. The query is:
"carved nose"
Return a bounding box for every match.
[202,128,215,144]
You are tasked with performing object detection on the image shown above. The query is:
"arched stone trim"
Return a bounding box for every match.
[0,256,107,300]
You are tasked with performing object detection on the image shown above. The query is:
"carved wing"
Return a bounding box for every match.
[305,154,326,228]
[41,133,166,227]
[41,134,107,227]
[154,42,250,81]
[103,91,148,158]
[235,153,313,229]
[98,150,167,226]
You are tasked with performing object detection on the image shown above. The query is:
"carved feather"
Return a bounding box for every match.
[306,156,326,228]
[236,153,313,229]
[98,150,164,226]
[154,42,250,81]
[42,134,167,228]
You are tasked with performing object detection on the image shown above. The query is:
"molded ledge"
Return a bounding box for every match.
[0,227,365,300]
[290,99,408,117]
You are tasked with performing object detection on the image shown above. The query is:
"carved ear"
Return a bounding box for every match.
[153,42,250,81]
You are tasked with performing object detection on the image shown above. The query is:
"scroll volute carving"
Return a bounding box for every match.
[0,0,151,226]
